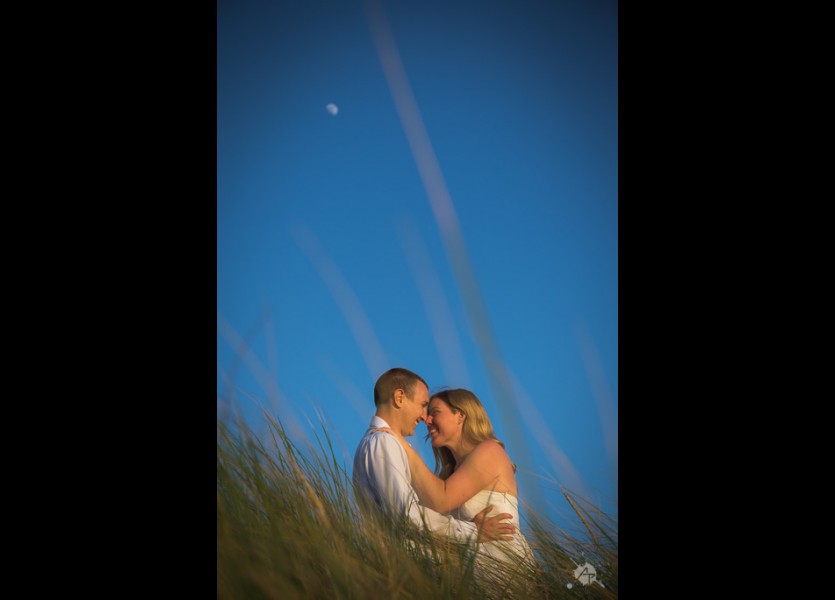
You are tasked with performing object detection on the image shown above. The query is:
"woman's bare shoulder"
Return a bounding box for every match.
[470,439,510,462]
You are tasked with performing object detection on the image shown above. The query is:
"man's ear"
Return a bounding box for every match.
[393,389,405,408]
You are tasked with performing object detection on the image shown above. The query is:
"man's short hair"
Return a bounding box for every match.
[373,367,428,407]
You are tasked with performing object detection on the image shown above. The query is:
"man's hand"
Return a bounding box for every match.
[473,504,515,542]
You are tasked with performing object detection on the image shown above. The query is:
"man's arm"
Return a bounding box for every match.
[409,499,515,543]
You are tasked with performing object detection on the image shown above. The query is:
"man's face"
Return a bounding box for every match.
[400,382,429,437]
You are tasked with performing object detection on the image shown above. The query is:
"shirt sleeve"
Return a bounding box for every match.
[364,432,478,544]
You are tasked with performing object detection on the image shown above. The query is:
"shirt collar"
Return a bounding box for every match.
[370,415,391,430]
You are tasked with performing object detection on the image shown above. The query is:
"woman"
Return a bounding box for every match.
[376,388,536,581]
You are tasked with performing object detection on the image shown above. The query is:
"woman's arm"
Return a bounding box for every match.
[376,429,503,513]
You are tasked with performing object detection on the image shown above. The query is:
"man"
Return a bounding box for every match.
[353,367,515,543]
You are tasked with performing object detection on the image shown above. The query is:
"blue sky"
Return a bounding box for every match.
[217,0,617,528]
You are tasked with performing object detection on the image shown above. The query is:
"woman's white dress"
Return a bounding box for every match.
[452,489,536,582]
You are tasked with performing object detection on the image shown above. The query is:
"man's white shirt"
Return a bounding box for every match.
[353,416,477,543]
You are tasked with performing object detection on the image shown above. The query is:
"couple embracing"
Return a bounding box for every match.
[353,367,535,583]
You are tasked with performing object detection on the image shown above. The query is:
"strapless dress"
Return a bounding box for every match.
[452,489,536,578]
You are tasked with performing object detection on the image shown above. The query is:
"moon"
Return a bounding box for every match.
[326,103,338,116]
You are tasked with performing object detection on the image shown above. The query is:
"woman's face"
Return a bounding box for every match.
[425,397,463,448]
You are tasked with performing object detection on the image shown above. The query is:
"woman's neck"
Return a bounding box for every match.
[449,438,475,465]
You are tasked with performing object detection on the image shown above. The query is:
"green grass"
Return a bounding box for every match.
[217,408,617,599]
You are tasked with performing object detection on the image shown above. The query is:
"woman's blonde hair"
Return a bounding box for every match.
[427,388,513,480]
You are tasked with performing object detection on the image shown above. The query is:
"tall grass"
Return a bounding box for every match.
[217,408,617,599]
